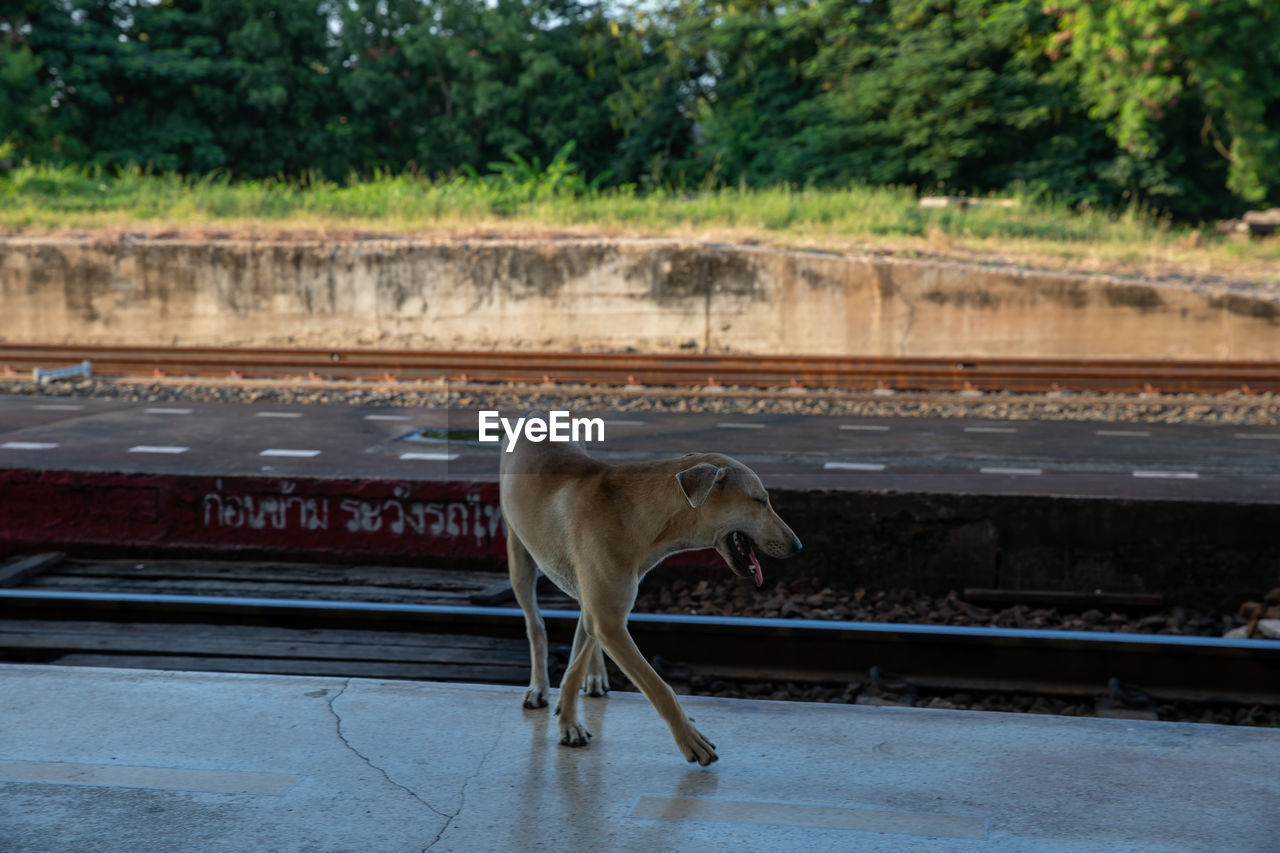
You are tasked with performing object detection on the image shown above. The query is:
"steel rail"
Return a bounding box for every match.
[4,344,1280,393]
[5,342,1280,393]
[3,589,1276,704]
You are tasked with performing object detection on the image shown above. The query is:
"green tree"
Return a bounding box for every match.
[1054,0,1279,207]
[600,0,823,188]
[336,0,625,178]
[789,0,1069,190]
[594,4,701,186]
[0,1,56,165]
[23,0,341,176]
[208,0,346,177]
[681,0,823,186]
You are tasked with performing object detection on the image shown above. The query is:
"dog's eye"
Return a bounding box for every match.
[755,498,768,507]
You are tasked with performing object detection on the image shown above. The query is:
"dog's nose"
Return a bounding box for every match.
[791,536,803,555]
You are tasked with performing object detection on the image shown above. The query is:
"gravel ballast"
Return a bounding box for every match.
[623,576,1279,728]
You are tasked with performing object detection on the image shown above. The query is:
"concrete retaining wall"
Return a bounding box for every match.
[2,237,1278,358]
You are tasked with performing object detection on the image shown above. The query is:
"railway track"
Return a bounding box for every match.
[5,343,1280,393]
[2,588,1276,706]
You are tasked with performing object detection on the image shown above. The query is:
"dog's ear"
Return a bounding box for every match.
[676,463,726,508]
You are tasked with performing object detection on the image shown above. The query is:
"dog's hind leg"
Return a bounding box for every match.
[507,529,550,709]
[571,616,610,697]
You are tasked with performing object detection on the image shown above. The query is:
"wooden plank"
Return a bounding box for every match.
[0,553,66,588]
[28,575,477,603]
[470,575,572,606]
[0,620,565,651]
[0,620,541,662]
[0,630,531,666]
[48,654,529,682]
[32,558,582,607]
[49,559,501,591]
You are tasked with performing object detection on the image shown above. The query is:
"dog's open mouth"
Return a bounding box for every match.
[720,530,764,587]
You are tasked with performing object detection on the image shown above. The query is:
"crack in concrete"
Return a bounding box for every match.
[326,678,451,821]
[422,725,504,852]
[897,286,918,355]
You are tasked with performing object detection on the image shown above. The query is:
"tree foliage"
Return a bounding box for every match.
[1,0,1276,218]
[1054,0,1280,204]
[334,0,623,178]
[790,1,1068,189]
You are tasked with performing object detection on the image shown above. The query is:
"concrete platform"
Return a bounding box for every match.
[4,396,1280,603]
[2,665,1278,851]
[4,395,1280,500]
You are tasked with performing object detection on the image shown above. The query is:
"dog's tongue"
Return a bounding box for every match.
[749,549,763,587]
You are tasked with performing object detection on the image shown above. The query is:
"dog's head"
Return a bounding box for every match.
[675,454,802,587]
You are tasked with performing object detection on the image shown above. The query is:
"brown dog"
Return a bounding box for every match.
[499,428,802,765]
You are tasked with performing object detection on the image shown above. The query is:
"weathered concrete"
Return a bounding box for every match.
[3,665,1278,852]
[3,237,1278,358]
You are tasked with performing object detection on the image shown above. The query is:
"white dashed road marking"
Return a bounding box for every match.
[364,414,412,421]
[1133,470,1198,479]
[257,412,303,419]
[400,452,459,461]
[1097,429,1151,437]
[260,449,320,458]
[839,424,890,431]
[606,420,647,426]
[145,408,193,415]
[716,423,765,429]
[824,461,886,471]
[980,467,1042,475]
[965,426,1017,434]
[128,445,189,454]
[34,404,84,411]
[1,441,58,450]
[1234,433,1280,440]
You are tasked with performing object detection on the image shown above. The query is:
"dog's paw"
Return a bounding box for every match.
[675,723,718,766]
[582,671,610,697]
[558,720,593,748]
[522,686,549,709]
[582,648,610,696]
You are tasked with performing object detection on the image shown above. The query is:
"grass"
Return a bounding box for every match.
[2,165,1278,284]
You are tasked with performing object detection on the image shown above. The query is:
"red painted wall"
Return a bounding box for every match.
[0,468,720,568]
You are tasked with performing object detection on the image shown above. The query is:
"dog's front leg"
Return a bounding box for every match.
[592,617,718,766]
[554,617,598,747]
